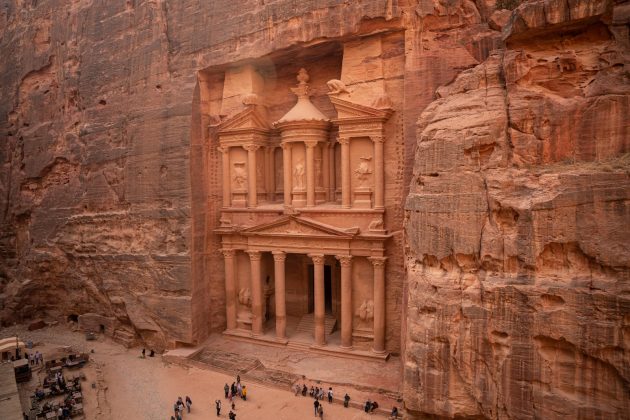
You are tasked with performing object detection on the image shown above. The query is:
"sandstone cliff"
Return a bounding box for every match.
[403,0,630,418]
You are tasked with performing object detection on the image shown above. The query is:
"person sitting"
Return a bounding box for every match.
[390,406,399,419]
[371,401,379,412]
[149,349,155,357]
[35,388,45,400]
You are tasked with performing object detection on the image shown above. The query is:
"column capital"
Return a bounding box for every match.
[217,145,230,154]
[246,250,262,261]
[304,140,318,149]
[272,251,286,262]
[219,248,235,258]
[368,256,387,267]
[308,253,325,265]
[371,135,385,144]
[338,137,350,145]
[281,142,292,150]
[244,143,261,152]
[336,255,353,266]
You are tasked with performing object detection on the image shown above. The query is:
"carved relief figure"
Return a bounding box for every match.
[354,156,373,187]
[232,162,247,190]
[326,79,350,95]
[238,287,252,307]
[293,160,305,190]
[357,299,374,321]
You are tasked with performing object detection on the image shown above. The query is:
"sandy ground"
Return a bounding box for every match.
[1,325,390,420]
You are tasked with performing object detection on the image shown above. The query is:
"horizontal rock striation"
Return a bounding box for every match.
[403,0,630,418]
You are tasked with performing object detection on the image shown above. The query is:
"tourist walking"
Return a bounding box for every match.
[242,385,247,401]
[327,387,333,403]
[314,399,320,416]
[390,406,399,419]
[225,383,230,398]
[344,393,350,407]
[302,384,307,396]
[318,405,324,419]
[228,410,236,420]
[141,348,146,358]
[185,396,192,413]
[364,399,372,413]
[215,399,222,416]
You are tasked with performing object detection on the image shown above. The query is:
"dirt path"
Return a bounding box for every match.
[2,325,390,419]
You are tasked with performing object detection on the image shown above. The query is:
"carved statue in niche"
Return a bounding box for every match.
[368,217,384,231]
[354,156,373,187]
[232,162,247,190]
[357,299,374,321]
[293,160,305,190]
[238,288,252,307]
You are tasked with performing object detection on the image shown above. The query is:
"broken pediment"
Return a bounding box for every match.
[241,216,357,238]
[329,96,393,121]
[218,104,272,133]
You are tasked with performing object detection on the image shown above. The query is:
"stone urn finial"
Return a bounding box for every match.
[297,68,309,84]
[291,68,311,98]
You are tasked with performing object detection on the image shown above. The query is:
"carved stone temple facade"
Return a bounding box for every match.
[208,35,406,358]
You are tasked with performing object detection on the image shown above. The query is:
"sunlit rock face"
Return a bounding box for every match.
[0,0,628,417]
[403,0,630,418]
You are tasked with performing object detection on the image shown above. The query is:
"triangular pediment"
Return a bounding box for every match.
[219,104,271,132]
[329,96,393,120]
[242,216,356,238]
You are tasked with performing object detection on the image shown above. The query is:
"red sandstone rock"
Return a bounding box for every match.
[404,0,630,418]
[28,319,46,331]
[0,0,627,418]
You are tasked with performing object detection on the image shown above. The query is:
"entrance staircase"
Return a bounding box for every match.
[295,313,337,336]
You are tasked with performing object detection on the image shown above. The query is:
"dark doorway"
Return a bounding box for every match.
[308,264,333,314]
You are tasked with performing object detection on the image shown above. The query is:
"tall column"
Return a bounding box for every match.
[370,257,387,353]
[219,146,231,207]
[336,255,353,349]
[267,147,276,202]
[282,143,292,207]
[322,143,330,202]
[305,141,316,207]
[272,251,287,340]
[328,143,336,201]
[220,249,237,330]
[247,250,263,335]
[373,136,385,209]
[310,254,326,346]
[339,137,351,208]
[245,144,259,208]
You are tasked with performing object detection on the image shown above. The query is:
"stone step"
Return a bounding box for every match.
[295,313,337,335]
[113,329,136,348]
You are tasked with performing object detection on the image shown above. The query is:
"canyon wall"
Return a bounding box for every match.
[0,0,406,348]
[403,0,630,418]
[1,0,628,417]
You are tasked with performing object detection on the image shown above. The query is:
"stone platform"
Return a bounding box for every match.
[163,333,403,416]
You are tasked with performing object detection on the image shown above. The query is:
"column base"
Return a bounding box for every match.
[371,348,387,355]
[339,345,353,351]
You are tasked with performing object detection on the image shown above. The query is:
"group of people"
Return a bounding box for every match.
[292,382,400,418]
[170,396,192,420]
[221,374,245,419]
[25,350,44,365]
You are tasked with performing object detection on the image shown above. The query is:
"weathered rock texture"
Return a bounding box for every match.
[0,0,628,417]
[404,0,630,418]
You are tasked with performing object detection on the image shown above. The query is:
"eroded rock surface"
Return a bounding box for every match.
[404,0,630,418]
